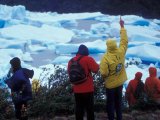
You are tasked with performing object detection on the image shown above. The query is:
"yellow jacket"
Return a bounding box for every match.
[100,28,128,89]
[32,79,40,93]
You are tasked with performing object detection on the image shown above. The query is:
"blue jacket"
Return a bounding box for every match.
[6,68,34,102]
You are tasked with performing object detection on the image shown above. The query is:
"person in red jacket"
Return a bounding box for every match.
[125,72,143,107]
[144,67,160,104]
[67,44,99,120]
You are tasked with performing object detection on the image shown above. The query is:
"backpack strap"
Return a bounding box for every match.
[71,55,89,78]
[71,55,84,63]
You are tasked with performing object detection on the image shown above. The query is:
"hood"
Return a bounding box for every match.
[135,72,142,80]
[149,67,157,77]
[77,44,89,56]
[22,68,34,79]
[10,57,21,73]
[106,39,118,53]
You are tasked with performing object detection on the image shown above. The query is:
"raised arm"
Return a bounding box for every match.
[119,17,128,55]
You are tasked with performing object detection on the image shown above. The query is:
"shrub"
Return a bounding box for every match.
[0,88,14,120]
[28,65,106,118]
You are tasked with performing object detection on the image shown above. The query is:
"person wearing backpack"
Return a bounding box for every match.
[144,67,160,104]
[125,72,144,108]
[5,57,34,120]
[100,17,128,120]
[68,44,99,120]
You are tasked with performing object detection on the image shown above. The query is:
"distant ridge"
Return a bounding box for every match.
[0,0,160,19]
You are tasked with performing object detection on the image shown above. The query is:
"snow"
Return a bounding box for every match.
[0,24,74,43]
[56,40,106,55]
[126,25,160,37]
[0,5,13,20]
[132,20,150,26]
[27,12,103,23]
[126,44,160,63]
[52,56,71,65]
[0,4,160,88]
[130,34,160,43]
[11,5,26,20]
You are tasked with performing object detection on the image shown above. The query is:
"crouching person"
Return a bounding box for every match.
[144,67,160,105]
[125,72,145,108]
[5,57,34,120]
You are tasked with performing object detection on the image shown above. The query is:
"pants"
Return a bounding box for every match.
[74,92,94,120]
[106,86,123,120]
[14,101,28,120]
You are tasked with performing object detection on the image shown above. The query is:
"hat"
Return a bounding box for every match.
[77,44,89,56]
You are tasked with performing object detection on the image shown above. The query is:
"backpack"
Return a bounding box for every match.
[69,56,87,85]
[134,80,145,100]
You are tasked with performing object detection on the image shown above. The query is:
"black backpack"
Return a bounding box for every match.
[134,80,145,99]
[69,56,87,85]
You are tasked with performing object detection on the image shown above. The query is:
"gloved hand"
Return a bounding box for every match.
[119,16,124,28]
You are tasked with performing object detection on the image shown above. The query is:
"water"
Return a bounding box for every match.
[30,50,58,67]
[28,19,106,67]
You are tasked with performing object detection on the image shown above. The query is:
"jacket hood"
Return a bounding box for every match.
[135,72,142,80]
[10,57,21,73]
[22,68,34,79]
[77,44,89,56]
[106,39,118,52]
[149,67,157,77]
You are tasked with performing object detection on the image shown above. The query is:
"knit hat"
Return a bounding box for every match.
[77,44,89,56]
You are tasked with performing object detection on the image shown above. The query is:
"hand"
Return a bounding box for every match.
[7,68,13,78]
[119,16,124,28]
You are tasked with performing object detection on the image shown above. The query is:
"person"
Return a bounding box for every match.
[144,67,160,104]
[125,72,143,107]
[100,17,128,120]
[32,79,40,94]
[5,57,34,120]
[67,44,99,120]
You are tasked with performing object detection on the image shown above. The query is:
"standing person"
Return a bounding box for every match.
[68,44,99,120]
[125,72,144,108]
[5,57,34,120]
[144,67,160,104]
[100,17,128,120]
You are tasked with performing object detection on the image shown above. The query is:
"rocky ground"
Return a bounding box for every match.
[21,110,160,120]
[53,110,160,120]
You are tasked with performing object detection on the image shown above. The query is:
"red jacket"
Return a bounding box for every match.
[144,67,160,101]
[126,72,142,107]
[68,54,99,93]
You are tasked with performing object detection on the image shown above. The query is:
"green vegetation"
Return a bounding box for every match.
[1,65,159,119]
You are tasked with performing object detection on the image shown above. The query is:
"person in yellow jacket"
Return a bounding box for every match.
[32,79,40,94]
[100,17,128,120]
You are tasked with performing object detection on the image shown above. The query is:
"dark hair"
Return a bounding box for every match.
[159,76,160,80]
[10,57,21,73]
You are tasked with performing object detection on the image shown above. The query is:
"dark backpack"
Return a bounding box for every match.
[134,80,145,99]
[69,56,87,85]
